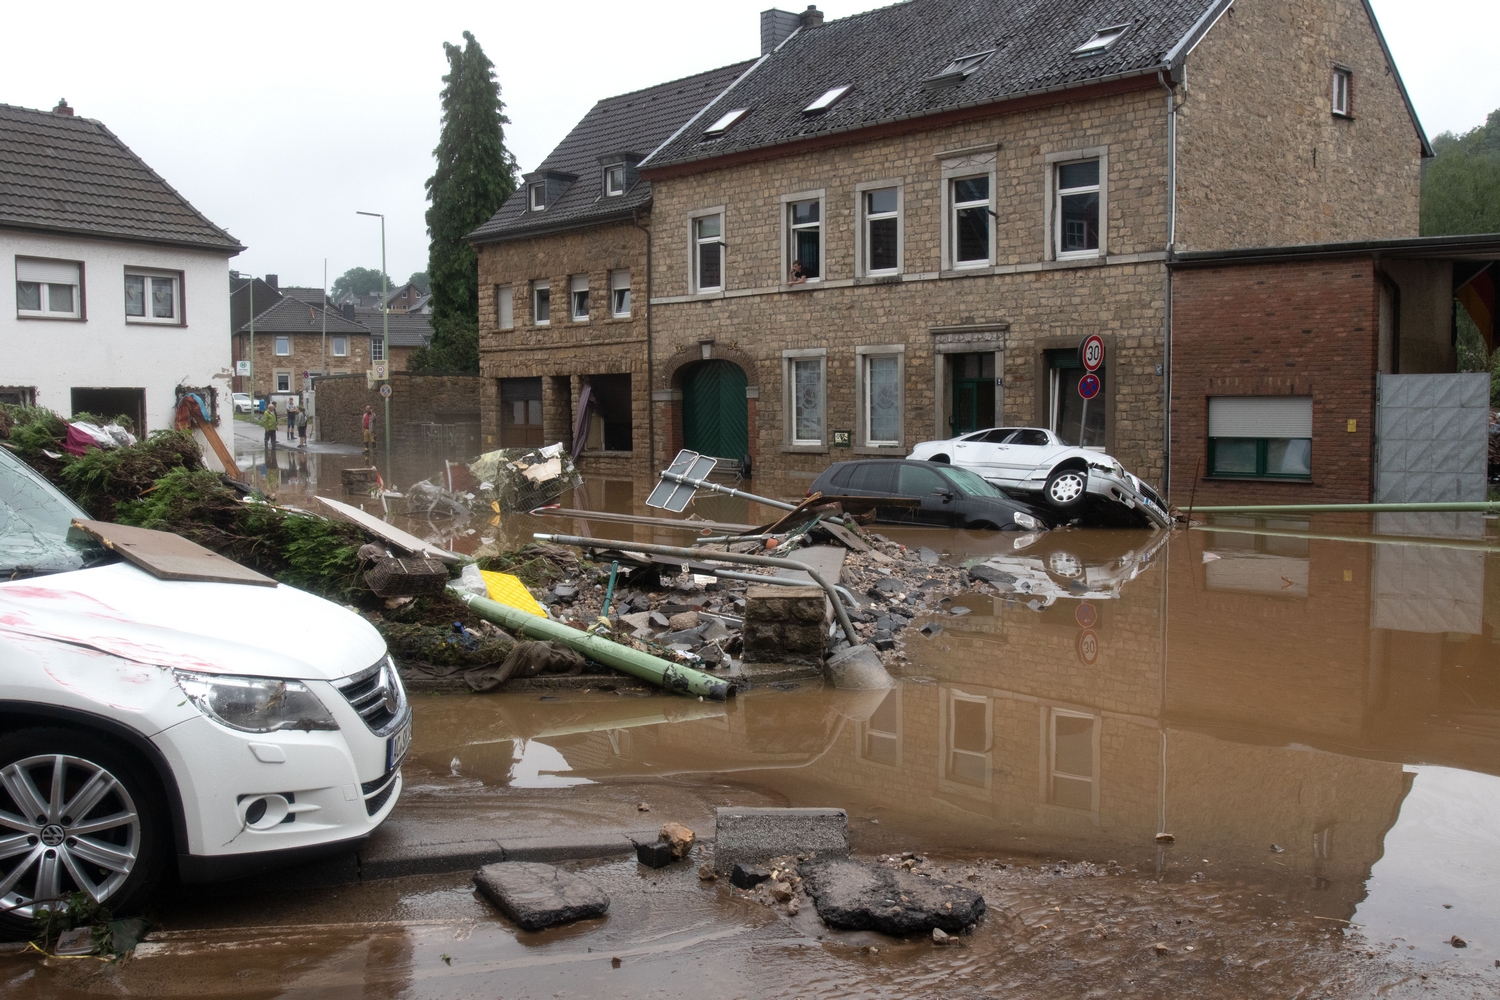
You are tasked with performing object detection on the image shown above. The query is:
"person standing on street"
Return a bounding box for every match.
[286,400,298,440]
[260,402,279,449]
[297,408,308,448]
[361,405,375,456]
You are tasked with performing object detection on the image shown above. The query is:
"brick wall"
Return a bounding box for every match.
[312,371,482,448]
[1168,258,1377,505]
[1175,0,1423,250]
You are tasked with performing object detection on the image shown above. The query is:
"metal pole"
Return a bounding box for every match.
[380,216,390,484]
[247,274,255,410]
[534,532,861,647]
[319,258,327,443]
[660,470,798,511]
[1187,501,1500,514]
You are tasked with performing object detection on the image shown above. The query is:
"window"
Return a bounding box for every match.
[274,336,290,356]
[332,336,348,357]
[783,350,825,446]
[951,176,991,266]
[570,274,589,322]
[15,258,81,318]
[1049,709,1096,810]
[370,338,383,362]
[604,163,626,196]
[124,270,180,323]
[863,186,900,275]
[858,349,903,446]
[0,387,37,406]
[1332,68,1352,116]
[1071,25,1129,56]
[1055,160,1101,257]
[703,108,748,136]
[1208,396,1313,479]
[943,689,991,788]
[581,373,633,451]
[1046,348,1105,448]
[803,85,850,113]
[533,280,550,324]
[787,199,822,281]
[610,270,631,318]
[693,214,723,292]
[858,688,901,766]
[496,284,514,330]
[275,372,291,393]
[925,49,994,87]
[529,183,546,211]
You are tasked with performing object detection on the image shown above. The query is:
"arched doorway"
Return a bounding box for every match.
[681,360,748,461]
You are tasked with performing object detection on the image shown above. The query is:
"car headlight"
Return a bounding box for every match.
[175,671,339,733]
[1012,510,1042,530]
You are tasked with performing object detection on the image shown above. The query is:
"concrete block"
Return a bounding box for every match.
[474,862,610,931]
[714,806,849,872]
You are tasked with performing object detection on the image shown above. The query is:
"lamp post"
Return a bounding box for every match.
[356,211,392,481]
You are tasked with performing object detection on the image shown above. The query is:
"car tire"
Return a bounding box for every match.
[1043,467,1088,511]
[0,728,168,940]
[926,454,950,463]
[1045,549,1086,583]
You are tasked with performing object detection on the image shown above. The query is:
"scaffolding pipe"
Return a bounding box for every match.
[707,568,861,608]
[1189,502,1500,514]
[447,588,731,700]
[534,533,862,647]
[659,472,849,525]
[1190,523,1500,554]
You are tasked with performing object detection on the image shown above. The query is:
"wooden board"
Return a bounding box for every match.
[533,507,759,534]
[820,521,872,553]
[74,519,277,587]
[315,495,465,565]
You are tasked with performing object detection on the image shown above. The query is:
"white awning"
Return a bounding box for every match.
[1209,396,1312,439]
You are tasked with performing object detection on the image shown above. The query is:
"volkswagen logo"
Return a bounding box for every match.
[381,664,399,715]
[40,824,66,847]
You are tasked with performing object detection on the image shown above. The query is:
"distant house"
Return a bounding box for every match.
[384,282,428,314]
[233,296,371,400]
[1,100,243,430]
[352,307,433,372]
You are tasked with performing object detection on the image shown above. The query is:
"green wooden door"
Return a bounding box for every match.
[682,361,749,460]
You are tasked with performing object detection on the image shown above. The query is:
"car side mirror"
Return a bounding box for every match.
[930,489,954,501]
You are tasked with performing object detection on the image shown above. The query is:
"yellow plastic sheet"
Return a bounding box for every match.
[480,570,546,617]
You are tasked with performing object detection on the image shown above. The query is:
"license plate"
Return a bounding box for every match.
[386,718,412,771]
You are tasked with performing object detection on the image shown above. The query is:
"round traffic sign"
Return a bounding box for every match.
[1076,629,1100,665]
[1080,334,1104,372]
[380,384,392,398]
[1078,373,1101,400]
[1075,602,1098,629]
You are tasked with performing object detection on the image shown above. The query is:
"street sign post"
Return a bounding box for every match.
[1080,334,1104,372]
[1078,373,1100,399]
[1075,602,1098,629]
[380,384,392,398]
[1076,629,1100,665]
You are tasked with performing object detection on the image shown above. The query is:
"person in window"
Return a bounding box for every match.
[362,405,376,455]
[297,408,308,448]
[787,260,807,285]
[260,402,279,450]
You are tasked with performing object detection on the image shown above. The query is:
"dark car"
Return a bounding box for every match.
[809,460,1052,531]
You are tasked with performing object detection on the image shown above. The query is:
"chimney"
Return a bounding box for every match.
[52,99,74,117]
[760,7,801,54]
[265,274,279,290]
[800,5,824,28]
[342,303,356,322]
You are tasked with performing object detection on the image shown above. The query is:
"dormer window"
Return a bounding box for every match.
[923,50,994,88]
[1071,25,1129,56]
[529,183,546,211]
[703,108,749,137]
[605,163,626,196]
[803,85,850,114]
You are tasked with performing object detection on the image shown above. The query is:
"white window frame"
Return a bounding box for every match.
[331,336,348,358]
[939,686,993,792]
[570,274,589,322]
[496,284,514,330]
[1044,707,1100,814]
[1071,24,1129,56]
[529,183,546,211]
[1043,146,1109,261]
[856,687,902,768]
[609,270,631,318]
[782,347,827,448]
[274,336,291,357]
[689,208,725,294]
[124,268,181,324]
[803,85,850,113]
[1332,67,1353,117]
[274,371,292,393]
[856,345,905,449]
[533,280,551,325]
[855,180,903,277]
[940,150,997,270]
[703,107,748,136]
[14,257,82,319]
[779,189,826,285]
[604,163,626,196]
[369,337,384,362]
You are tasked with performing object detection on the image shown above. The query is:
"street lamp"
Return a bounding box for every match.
[356,210,392,481]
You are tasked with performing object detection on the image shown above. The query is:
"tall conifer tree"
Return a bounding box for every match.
[418,31,515,372]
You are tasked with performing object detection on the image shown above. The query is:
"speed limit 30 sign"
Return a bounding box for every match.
[1079,334,1104,372]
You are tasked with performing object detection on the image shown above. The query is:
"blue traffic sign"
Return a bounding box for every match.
[1078,373,1101,400]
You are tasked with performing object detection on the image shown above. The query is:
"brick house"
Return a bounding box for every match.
[351,307,434,372]
[232,295,371,402]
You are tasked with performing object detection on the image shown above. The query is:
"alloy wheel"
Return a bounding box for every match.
[0,754,140,917]
[1047,471,1086,505]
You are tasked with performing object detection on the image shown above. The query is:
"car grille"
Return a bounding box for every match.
[333,655,406,737]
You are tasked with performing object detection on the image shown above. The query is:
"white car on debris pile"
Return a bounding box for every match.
[0,446,408,935]
[907,426,1171,529]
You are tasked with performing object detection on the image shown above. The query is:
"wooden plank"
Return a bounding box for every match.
[533,507,759,534]
[762,493,832,535]
[192,419,242,479]
[73,519,277,587]
[315,495,465,565]
[820,521,872,553]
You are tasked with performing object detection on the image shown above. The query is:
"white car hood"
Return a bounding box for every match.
[0,561,385,682]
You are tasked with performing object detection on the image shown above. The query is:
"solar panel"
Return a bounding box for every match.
[646,449,718,512]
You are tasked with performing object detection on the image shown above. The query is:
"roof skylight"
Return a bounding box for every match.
[703,107,750,136]
[923,49,995,88]
[1071,24,1130,56]
[803,85,851,113]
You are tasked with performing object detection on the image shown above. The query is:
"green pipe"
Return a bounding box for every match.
[447,588,731,701]
[1191,523,1500,554]
[1188,502,1500,514]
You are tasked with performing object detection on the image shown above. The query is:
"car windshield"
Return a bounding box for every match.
[0,447,112,577]
[941,466,1005,498]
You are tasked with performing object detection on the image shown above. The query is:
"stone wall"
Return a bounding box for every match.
[312,371,483,448]
[234,331,370,399]
[1175,0,1424,251]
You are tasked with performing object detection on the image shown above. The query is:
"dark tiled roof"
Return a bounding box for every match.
[353,308,434,348]
[237,296,369,335]
[278,286,331,304]
[644,0,1229,170]
[0,103,244,252]
[469,60,755,243]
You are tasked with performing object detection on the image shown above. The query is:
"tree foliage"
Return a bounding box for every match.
[421,30,516,374]
[331,266,396,303]
[1421,108,1500,237]
[406,271,431,294]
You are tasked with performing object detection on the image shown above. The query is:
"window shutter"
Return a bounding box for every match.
[1209,396,1313,438]
[16,259,79,284]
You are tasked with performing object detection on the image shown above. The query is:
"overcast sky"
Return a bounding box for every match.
[3,1,1494,287]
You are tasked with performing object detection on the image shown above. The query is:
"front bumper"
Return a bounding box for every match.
[1083,470,1172,529]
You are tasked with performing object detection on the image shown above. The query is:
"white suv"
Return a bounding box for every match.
[0,446,408,935]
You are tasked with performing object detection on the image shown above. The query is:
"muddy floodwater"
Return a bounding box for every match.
[9,442,1498,996]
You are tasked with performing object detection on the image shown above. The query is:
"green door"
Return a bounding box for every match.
[949,352,996,435]
[682,361,749,461]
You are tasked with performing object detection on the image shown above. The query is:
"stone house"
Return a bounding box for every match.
[232,295,371,402]
[351,307,434,373]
